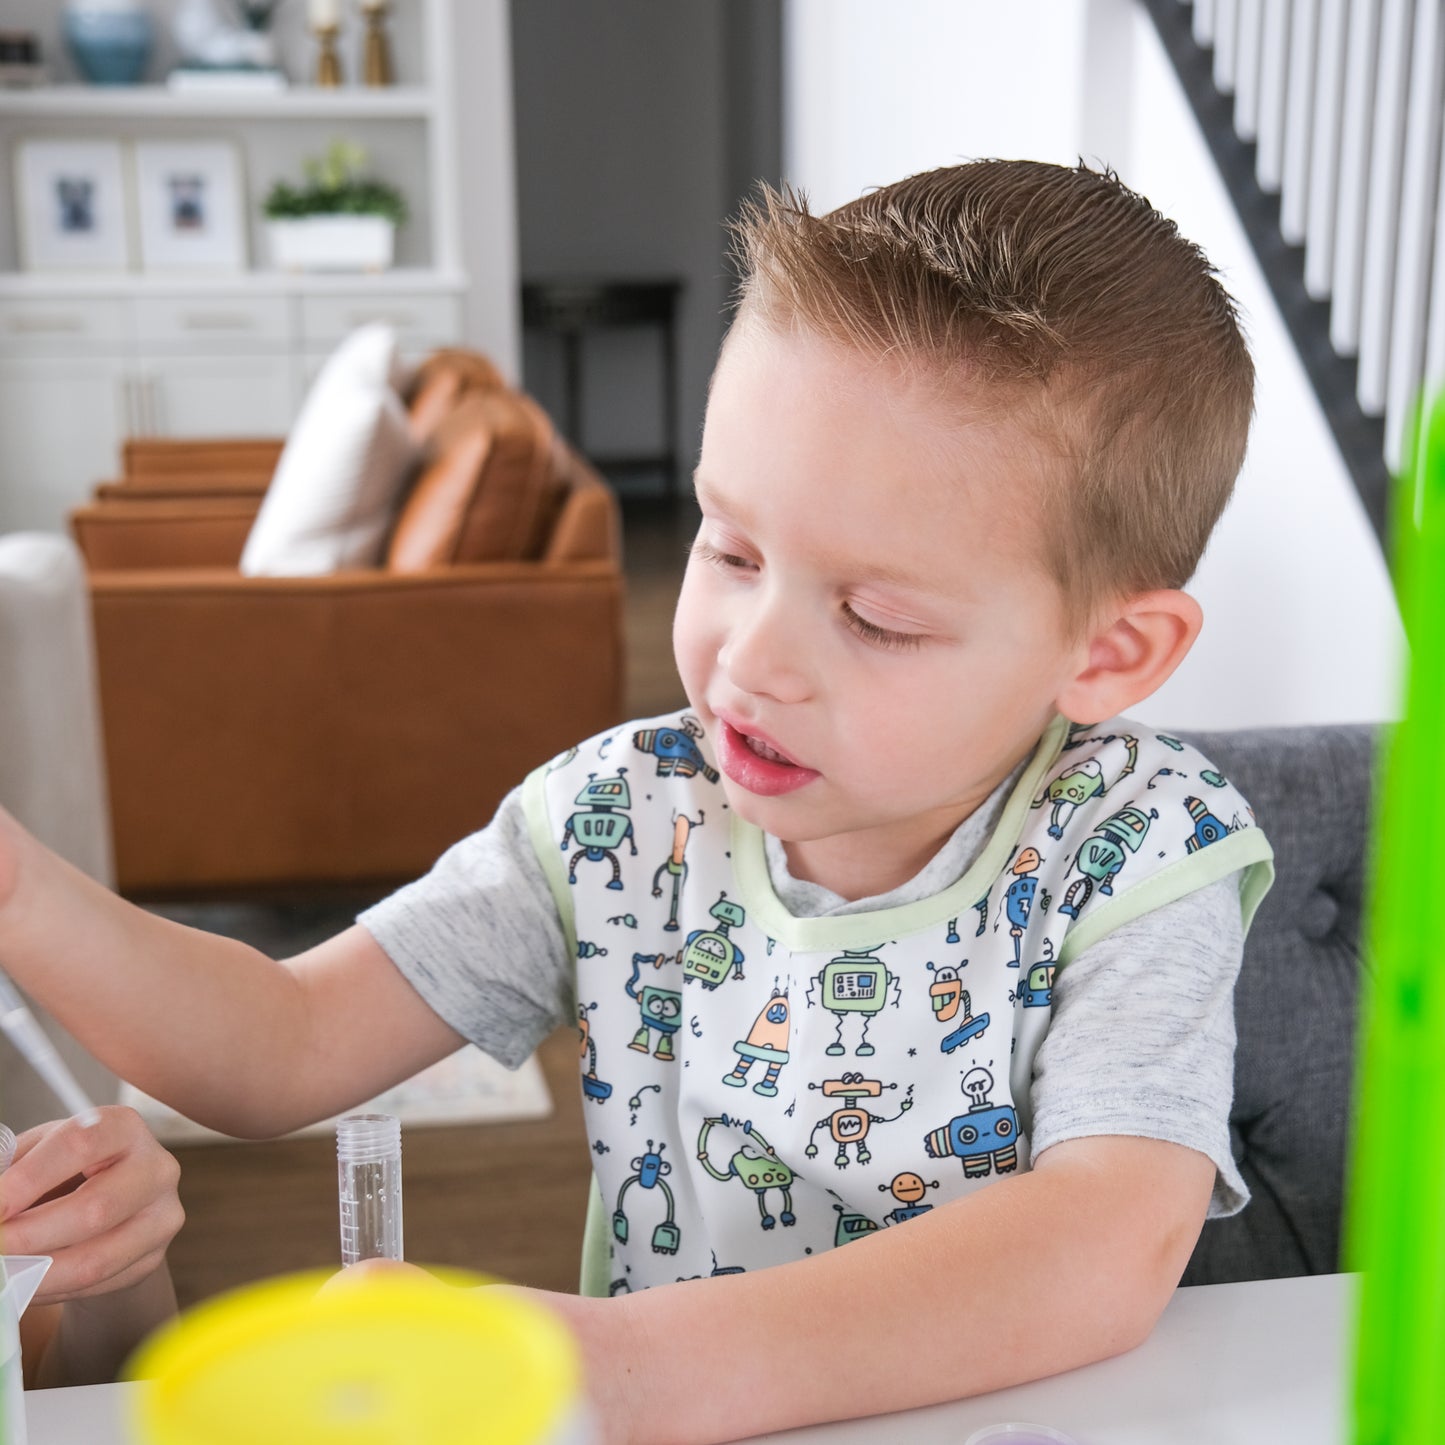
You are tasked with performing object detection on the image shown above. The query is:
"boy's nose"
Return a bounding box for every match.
[717,594,812,705]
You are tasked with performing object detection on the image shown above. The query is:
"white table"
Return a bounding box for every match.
[27,1273,1353,1445]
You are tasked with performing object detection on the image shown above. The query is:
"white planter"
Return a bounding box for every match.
[265,215,395,273]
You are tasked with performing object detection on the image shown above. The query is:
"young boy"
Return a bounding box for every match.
[0,160,1272,1442]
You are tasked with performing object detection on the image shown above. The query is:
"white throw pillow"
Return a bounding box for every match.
[239,324,419,576]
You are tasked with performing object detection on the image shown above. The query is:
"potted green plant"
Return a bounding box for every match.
[263,140,407,272]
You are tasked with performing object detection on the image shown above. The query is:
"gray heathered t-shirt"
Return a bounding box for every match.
[360,764,1250,1218]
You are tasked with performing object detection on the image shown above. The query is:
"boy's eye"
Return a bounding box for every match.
[692,541,755,571]
[843,603,925,652]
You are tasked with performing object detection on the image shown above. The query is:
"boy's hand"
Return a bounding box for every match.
[0,1106,184,1303]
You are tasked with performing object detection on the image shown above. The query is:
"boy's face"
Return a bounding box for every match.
[673,322,1092,897]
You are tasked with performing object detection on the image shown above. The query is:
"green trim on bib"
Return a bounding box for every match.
[1056,826,1276,966]
[729,714,1073,951]
[523,763,579,961]
[579,1175,611,1298]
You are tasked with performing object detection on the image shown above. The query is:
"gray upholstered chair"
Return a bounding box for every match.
[1180,725,1375,1284]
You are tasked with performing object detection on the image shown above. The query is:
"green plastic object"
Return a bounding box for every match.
[1347,393,1445,1444]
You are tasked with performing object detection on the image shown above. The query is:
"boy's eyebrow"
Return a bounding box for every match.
[692,472,950,595]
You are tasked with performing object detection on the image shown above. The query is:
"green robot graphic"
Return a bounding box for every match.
[682,892,747,988]
[722,988,790,1095]
[1032,733,1139,838]
[562,769,638,890]
[696,1114,797,1230]
[1058,803,1158,918]
[807,947,901,1057]
[625,952,682,1061]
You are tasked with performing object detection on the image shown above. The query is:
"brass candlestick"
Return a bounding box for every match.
[313,22,342,87]
[362,1,393,86]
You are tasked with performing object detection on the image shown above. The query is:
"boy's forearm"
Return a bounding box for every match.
[571,1148,1200,1445]
[0,820,308,1134]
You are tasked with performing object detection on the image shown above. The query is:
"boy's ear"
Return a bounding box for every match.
[1055,589,1203,725]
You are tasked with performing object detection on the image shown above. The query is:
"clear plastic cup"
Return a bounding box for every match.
[965,1426,1080,1445]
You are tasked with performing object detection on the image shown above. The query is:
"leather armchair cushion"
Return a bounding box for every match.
[386,389,570,569]
[404,347,507,446]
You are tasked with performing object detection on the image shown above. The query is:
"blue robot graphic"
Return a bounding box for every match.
[697,1114,797,1230]
[1003,847,1042,968]
[562,769,637,890]
[577,1001,613,1101]
[632,716,721,782]
[722,988,790,1095]
[682,891,747,988]
[1058,803,1158,918]
[612,1140,681,1254]
[1032,733,1139,838]
[652,810,703,931]
[878,1171,940,1225]
[804,1073,912,1168]
[923,1066,1020,1179]
[1184,795,1234,852]
[626,952,682,1062]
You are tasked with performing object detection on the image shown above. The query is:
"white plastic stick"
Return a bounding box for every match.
[0,974,100,1126]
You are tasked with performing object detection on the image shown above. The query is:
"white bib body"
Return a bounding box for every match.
[523,711,1273,1294]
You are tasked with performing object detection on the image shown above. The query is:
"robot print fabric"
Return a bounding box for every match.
[524,712,1273,1294]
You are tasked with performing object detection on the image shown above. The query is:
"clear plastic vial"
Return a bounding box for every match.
[336,1113,403,1268]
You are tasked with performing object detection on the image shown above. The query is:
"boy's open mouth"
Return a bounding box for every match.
[715,720,820,797]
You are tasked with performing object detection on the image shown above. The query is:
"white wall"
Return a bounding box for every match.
[782,0,1405,729]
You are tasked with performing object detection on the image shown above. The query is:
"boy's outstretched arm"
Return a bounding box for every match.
[542,1135,1213,1445]
[0,807,464,1136]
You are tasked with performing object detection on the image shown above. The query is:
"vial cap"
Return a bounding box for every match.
[0,1122,15,1173]
[335,1113,401,1165]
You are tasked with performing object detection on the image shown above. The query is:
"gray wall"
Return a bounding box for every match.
[509,0,780,495]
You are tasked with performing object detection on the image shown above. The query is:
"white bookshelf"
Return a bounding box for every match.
[0,84,438,120]
[0,0,471,534]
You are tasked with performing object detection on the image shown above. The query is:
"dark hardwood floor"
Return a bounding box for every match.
[157,496,696,1306]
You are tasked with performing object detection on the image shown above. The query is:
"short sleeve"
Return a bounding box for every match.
[357,786,574,1069]
[1029,873,1250,1218]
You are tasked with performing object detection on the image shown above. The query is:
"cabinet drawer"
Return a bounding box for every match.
[0,297,131,355]
[135,295,292,349]
[300,293,459,350]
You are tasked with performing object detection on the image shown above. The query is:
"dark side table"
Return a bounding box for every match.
[521,278,685,499]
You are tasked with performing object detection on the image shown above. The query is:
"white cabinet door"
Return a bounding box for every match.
[141,354,300,438]
[0,356,131,534]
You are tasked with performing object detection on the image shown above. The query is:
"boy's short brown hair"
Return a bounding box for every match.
[731,160,1254,629]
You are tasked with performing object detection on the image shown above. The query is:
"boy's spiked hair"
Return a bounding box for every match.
[730,160,1254,629]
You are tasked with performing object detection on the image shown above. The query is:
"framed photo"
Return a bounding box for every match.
[14,138,132,271]
[133,140,247,272]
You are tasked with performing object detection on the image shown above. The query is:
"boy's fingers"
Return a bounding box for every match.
[28,1201,181,1304]
[0,1136,180,1258]
[0,1113,127,1222]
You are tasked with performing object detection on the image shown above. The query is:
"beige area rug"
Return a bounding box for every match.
[119,1046,552,1147]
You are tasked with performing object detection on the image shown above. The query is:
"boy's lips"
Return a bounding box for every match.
[715,719,821,797]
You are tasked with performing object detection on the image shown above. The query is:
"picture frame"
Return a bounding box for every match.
[133,139,247,272]
[14,138,132,272]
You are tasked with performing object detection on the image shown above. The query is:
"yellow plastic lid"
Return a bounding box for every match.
[126,1268,584,1445]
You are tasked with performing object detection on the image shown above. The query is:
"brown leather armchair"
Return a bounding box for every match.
[69,358,625,898]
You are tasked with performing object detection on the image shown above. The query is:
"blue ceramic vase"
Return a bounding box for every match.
[64,1,154,86]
